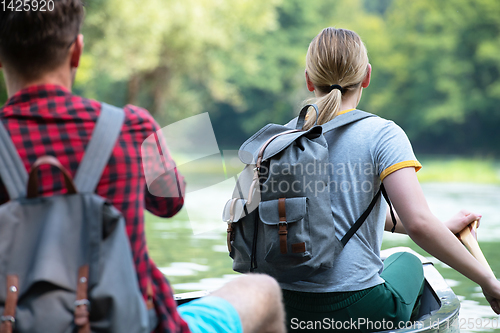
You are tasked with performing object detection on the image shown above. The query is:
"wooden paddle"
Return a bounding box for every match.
[457,220,496,278]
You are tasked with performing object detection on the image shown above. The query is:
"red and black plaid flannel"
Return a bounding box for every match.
[0,84,191,333]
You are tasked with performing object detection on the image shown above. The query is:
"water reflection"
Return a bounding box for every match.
[158,262,210,277]
[173,275,241,291]
[145,182,500,332]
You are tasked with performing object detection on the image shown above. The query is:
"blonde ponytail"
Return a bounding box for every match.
[302,28,368,130]
[304,89,342,129]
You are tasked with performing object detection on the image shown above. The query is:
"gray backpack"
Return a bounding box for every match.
[0,104,153,333]
[223,105,396,283]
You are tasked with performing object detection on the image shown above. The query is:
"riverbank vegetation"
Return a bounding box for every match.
[2,0,499,158]
[172,154,500,185]
[417,157,500,184]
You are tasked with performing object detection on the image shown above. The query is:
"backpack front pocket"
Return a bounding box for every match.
[259,197,312,266]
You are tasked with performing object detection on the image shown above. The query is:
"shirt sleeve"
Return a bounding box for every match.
[137,110,186,218]
[371,120,422,181]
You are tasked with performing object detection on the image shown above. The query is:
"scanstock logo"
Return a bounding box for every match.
[141,113,243,234]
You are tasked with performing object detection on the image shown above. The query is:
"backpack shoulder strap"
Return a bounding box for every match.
[74,103,125,193]
[340,184,397,246]
[0,120,28,199]
[341,185,382,246]
[321,110,375,133]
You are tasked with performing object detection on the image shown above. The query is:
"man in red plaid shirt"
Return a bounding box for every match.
[0,1,285,333]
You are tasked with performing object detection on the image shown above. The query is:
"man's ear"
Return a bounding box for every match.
[305,71,315,92]
[361,64,371,88]
[70,34,84,68]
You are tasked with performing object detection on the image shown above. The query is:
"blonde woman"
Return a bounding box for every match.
[281,27,500,332]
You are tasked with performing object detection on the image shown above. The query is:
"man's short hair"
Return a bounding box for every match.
[0,0,84,80]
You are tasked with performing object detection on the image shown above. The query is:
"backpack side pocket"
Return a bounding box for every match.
[223,199,254,272]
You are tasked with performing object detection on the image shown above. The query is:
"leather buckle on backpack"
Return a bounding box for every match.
[0,315,15,324]
[74,299,90,308]
[227,223,234,252]
[1,275,19,333]
[226,198,239,253]
[0,315,15,332]
[75,265,90,331]
[278,198,288,254]
[74,299,90,329]
[278,223,288,254]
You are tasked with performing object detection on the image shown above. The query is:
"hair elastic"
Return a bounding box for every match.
[330,84,344,93]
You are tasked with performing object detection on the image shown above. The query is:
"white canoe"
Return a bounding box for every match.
[174,247,460,332]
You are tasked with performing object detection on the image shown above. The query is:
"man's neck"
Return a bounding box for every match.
[5,67,73,98]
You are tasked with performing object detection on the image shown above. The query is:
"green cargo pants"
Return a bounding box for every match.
[283,252,425,333]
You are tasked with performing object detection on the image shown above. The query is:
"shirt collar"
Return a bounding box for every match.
[338,108,356,116]
[304,108,357,122]
[4,84,71,107]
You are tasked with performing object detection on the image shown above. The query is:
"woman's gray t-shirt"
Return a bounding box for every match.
[281,110,421,292]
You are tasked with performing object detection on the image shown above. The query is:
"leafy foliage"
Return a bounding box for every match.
[1,0,500,154]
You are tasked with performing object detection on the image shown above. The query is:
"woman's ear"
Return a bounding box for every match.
[361,64,372,88]
[305,71,315,92]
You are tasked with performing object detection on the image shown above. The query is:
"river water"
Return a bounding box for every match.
[145,182,500,332]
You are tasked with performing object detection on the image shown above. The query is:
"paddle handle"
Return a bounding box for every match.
[458,221,496,278]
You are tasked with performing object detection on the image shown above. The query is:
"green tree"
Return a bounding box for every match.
[363,0,500,154]
[77,0,282,122]
[3,0,500,155]
[212,0,387,147]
